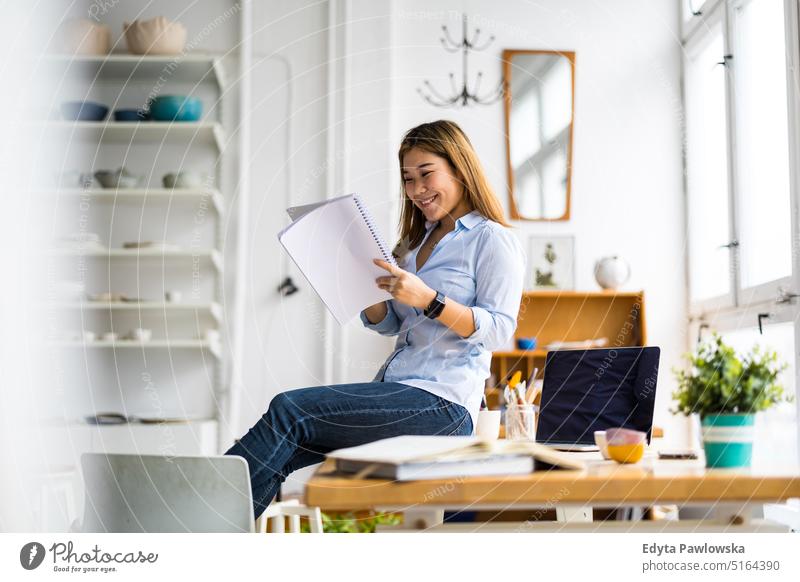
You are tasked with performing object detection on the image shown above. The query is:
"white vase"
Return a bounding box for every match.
[594,256,631,290]
[51,19,111,55]
[124,16,187,55]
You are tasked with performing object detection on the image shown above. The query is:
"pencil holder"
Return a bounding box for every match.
[505,404,537,441]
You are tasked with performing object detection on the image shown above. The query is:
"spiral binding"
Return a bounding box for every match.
[353,195,396,265]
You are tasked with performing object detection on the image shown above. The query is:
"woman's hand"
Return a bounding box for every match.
[374,259,436,309]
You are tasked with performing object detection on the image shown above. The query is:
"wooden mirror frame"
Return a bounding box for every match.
[502,49,576,222]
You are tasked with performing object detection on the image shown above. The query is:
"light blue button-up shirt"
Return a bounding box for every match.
[359,210,525,430]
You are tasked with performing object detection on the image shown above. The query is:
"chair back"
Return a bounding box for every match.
[79,453,254,532]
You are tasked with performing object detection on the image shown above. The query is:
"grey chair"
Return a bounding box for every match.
[73,453,255,532]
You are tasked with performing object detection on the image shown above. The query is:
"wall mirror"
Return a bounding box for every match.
[502,50,575,221]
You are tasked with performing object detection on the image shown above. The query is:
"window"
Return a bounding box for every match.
[685,18,731,304]
[731,0,792,290]
[722,321,797,471]
[683,0,800,468]
[685,0,796,310]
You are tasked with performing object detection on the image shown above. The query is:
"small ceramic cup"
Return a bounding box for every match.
[475,410,501,440]
[82,330,96,342]
[101,332,118,342]
[131,328,152,342]
[165,290,182,303]
[594,430,611,460]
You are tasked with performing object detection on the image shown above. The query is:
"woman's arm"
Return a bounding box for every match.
[359,298,402,336]
[373,228,524,347]
[373,259,475,338]
[362,301,388,324]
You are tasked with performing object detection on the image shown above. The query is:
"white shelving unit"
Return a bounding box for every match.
[53,340,222,359]
[48,51,231,457]
[39,121,225,152]
[42,54,226,90]
[56,301,223,323]
[50,248,223,271]
[49,188,225,215]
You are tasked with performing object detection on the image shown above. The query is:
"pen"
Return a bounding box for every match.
[516,381,526,406]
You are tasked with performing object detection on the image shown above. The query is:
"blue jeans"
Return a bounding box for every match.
[225,382,473,518]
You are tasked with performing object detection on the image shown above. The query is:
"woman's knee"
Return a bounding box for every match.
[258,391,297,435]
[261,389,316,440]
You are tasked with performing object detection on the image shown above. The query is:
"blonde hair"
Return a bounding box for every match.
[396,120,509,252]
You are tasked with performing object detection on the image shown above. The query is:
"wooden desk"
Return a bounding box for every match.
[305,452,800,532]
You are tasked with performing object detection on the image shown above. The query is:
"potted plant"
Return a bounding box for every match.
[672,333,790,468]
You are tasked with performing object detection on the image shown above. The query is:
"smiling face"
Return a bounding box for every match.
[402,147,472,225]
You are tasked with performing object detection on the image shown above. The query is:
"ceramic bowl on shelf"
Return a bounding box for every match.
[113,108,150,122]
[165,290,182,303]
[149,96,203,122]
[129,328,152,342]
[61,101,108,121]
[94,168,142,189]
[123,16,187,55]
[162,171,205,189]
[55,171,95,189]
[50,18,111,55]
[121,240,180,251]
[516,337,537,351]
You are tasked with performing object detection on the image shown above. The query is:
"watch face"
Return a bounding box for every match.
[426,291,445,318]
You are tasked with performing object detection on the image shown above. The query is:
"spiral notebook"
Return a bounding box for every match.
[278,193,397,324]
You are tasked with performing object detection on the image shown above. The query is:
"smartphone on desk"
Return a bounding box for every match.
[658,449,699,460]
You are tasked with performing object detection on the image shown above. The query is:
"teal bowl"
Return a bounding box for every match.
[149,96,203,122]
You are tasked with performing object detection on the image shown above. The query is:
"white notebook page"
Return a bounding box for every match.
[278,194,394,324]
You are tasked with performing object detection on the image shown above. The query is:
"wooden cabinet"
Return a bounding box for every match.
[487,290,647,408]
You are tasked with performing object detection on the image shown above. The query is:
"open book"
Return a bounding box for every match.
[278,194,397,324]
[327,435,586,480]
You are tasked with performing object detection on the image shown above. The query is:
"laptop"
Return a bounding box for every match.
[535,347,660,452]
[78,454,254,533]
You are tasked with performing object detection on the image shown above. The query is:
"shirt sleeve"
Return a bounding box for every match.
[359,300,403,336]
[465,226,525,351]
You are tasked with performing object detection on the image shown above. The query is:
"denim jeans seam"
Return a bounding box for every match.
[251,403,456,509]
[249,403,454,485]
[447,411,470,435]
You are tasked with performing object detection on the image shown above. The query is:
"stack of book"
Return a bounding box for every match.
[327,435,586,481]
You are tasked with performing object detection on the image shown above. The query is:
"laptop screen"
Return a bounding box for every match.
[535,347,660,445]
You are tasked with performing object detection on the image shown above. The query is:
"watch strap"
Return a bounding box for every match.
[424,291,446,319]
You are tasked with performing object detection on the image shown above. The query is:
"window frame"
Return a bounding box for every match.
[684,0,800,316]
[682,0,800,465]
[683,1,736,314]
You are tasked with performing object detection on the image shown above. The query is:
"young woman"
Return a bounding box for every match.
[226,120,525,518]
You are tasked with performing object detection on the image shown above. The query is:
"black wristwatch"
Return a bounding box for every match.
[424,290,446,319]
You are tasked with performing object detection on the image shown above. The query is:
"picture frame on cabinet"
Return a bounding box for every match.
[526,234,575,290]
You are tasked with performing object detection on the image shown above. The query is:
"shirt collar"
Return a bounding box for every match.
[424,209,484,231]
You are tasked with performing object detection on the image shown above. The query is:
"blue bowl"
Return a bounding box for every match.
[516,337,537,351]
[61,101,108,121]
[149,96,203,122]
[114,108,150,122]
